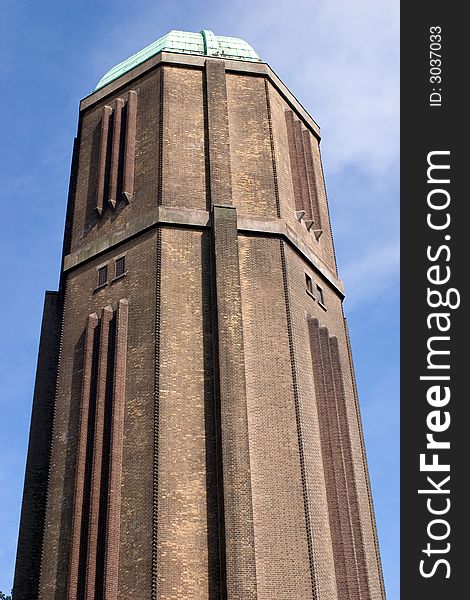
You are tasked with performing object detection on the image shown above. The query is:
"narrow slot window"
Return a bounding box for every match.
[305,274,314,296]
[316,284,325,306]
[97,265,108,288]
[115,256,125,279]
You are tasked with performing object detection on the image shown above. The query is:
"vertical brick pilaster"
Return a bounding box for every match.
[293,119,311,219]
[104,299,128,599]
[211,205,257,600]
[309,317,372,600]
[109,99,124,208]
[122,92,137,203]
[68,313,99,599]
[285,110,306,215]
[319,324,358,600]
[205,59,232,206]
[86,305,113,597]
[329,335,371,600]
[302,130,322,229]
[308,318,348,600]
[96,106,112,215]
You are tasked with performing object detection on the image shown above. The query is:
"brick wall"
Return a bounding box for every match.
[155,227,218,598]
[226,74,278,218]
[38,232,157,598]
[161,68,207,210]
[15,52,385,600]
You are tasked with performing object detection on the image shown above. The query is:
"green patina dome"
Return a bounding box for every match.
[95,29,262,90]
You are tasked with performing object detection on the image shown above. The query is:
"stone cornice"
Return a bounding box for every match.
[63,206,344,297]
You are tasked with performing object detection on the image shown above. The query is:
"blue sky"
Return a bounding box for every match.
[0,0,399,596]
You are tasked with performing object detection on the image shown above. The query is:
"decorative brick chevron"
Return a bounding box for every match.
[285,110,323,236]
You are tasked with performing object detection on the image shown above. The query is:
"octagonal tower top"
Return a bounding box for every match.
[95,29,262,90]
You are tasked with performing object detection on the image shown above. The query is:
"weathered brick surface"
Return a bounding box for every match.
[238,235,313,599]
[161,66,207,210]
[308,133,337,271]
[155,227,219,599]
[15,53,385,600]
[105,298,129,598]
[281,246,340,600]
[108,98,125,209]
[302,129,322,230]
[267,83,297,222]
[226,73,278,218]
[96,105,112,215]
[67,312,98,599]
[311,320,360,600]
[330,334,370,600]
[122,91,138,202]
[85,304,113,597]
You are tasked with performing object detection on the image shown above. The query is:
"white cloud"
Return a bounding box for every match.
[223,0,400,175]
[341,240,399,310]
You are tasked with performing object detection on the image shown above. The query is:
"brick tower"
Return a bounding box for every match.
[13,30,385,600]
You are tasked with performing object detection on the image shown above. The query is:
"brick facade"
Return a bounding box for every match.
[13,46,385,600]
